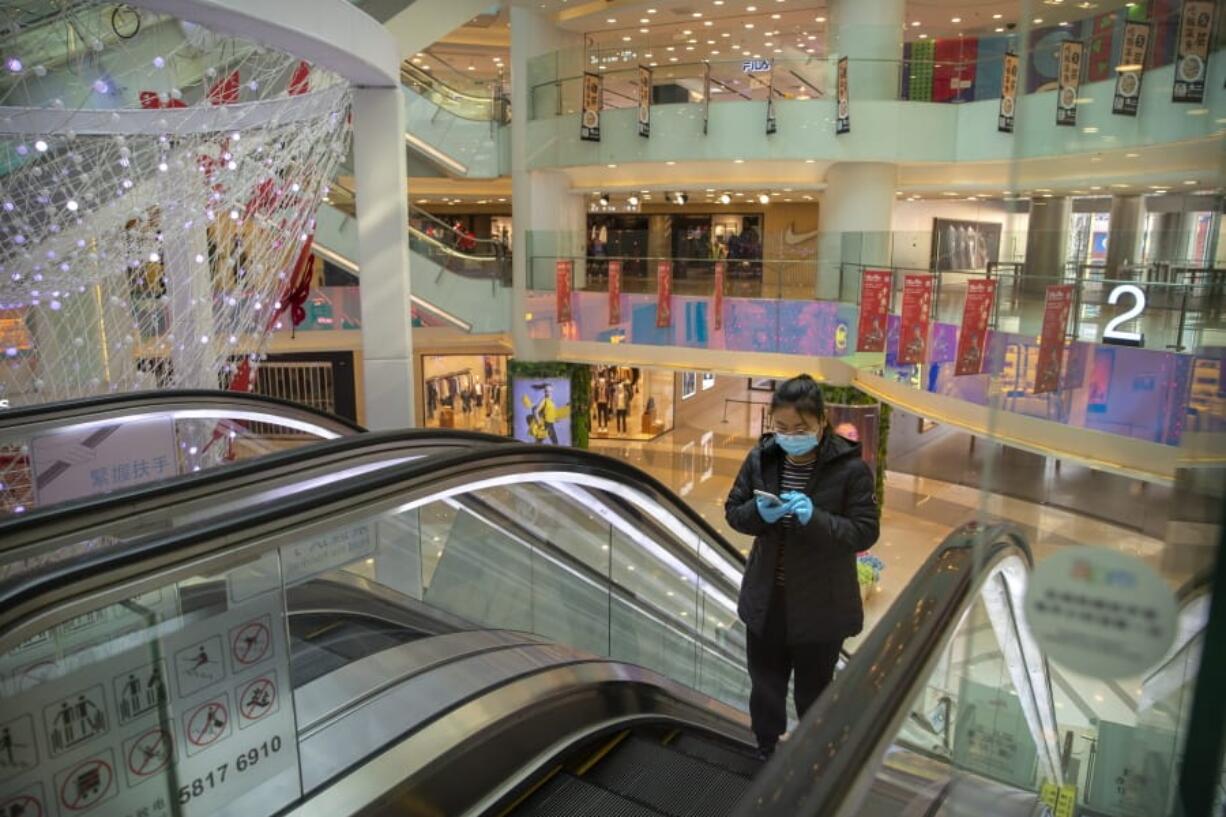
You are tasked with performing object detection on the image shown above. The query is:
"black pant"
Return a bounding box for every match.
[616,408,628,433]
[597,403,610,427]
[746,585,842,752]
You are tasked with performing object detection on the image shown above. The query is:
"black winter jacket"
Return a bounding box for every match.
[724,432,880,644]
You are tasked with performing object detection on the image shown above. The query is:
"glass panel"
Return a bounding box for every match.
[0,553,301,817]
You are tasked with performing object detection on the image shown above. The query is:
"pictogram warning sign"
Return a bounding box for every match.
[184,693,231,756]
[237,672,278,729]
[123,725,175,786]
[112,660,169,724]
[0,713,38,782]
[229,615,272,669]
[43,684,108,757]
[54,750,117,813]
[174,635,225,698]
[0,782,45,817]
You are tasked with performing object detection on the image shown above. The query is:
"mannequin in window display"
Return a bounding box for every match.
[594,372,611,431]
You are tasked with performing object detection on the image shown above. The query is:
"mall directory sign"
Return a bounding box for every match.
[856,268,891,352]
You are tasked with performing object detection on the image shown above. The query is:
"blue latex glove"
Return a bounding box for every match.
[756,494,791,524]
[781,492,814,526]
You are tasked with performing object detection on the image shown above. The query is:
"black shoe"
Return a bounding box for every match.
[753,745,775,762]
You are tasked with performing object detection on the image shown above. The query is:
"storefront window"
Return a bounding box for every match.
[590,365,675,440]
[422,355,509,435]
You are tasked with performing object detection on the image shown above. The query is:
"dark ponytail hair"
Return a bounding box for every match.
[770,375,825,424]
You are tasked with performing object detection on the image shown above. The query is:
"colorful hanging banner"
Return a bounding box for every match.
[856,268,892,352]
[766,70,778,135]
[581,72,602,142]
[637,65,652,138]
[1173,0,1214,103]
[555,260,573,323]
[656,261,673,328]
[836,57,850,134]
[1034,284,1074,394]
[608,260,622,325]
[1056,40,1084,126]
[1112,22,1151,116]
[954,279,997,376]
[999,52,1018,133]
[713,261,725,331]
[897,274,934,365]
[702,62,712,135]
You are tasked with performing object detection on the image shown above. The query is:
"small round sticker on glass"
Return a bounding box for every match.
[1024,547,1177,680]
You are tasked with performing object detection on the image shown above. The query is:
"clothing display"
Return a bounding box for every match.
[423,356,508,435]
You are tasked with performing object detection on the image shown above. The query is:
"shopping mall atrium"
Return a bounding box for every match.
[0,0,1223,815]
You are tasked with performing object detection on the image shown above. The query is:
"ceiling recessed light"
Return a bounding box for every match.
[918,33,928,39]
[670,56,678,61]
[606,17,616,23]
[722,32,730,37]
[693,11,702,17]
[951,17,961,23]
[992,13,1003,19]
[705,20,714,26]
[1184,180,1198,185]
[747,4,757,9]
[647,7,657,12]
[815,16,826,22]
[1033,17,1043,23]
[641,27,649,32]
[744,22,754,28]
[804,158,816,163]
[607,163,617,168]
[911,20,921,26]
[995,27,1004,32]
[622,35,631,41]
[771,13,781,19]
[733,158,744,163]
[1125,152,1139,157]
[683,28,692,34]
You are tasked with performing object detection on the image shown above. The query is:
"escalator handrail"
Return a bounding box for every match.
[730,521,1033,817]
[0,427,511,552]
[409,204,506,259]
[0,443,748,647]
[0,389,365,436]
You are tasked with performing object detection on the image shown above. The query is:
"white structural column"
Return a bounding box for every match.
[817,162,899,301]
[817,0,904,301]
[1105,195,1145,275]
[353,87,415,429]
[829,0,905,101]
[509,7,587,352]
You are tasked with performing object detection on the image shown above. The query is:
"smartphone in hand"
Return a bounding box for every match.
[754,489,783,506]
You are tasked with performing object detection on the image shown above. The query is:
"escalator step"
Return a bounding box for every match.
[588,737,751,817]
[668,734,763,778]
[516,773,668,817]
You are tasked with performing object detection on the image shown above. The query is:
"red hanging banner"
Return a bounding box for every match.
[1034,284,1073,394]
[656,261,673,328]
[856,268,892,352]
[556,260,573,324]
[712,261,725,331]
[954,279,997,376]
[897,274,934,365]
[608,260,622,325]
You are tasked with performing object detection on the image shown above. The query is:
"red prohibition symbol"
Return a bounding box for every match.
[59,757,113,811]
[230,620,271,666]
[239,676,276,723]
[187,700,228,748]
[1,794,43,817]
[127,727,172,776]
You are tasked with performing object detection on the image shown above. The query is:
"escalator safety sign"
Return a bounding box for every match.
[1024,547,1176,680]
[230,616,272,669]
[238,673,279,728]
[184,694,231,754]
[55,750,117,812]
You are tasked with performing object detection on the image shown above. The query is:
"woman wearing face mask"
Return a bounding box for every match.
[724,375,879,759]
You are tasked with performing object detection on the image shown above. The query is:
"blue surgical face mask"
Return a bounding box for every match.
[776,432,819,456]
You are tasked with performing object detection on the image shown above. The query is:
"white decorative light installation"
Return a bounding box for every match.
[0,2,353,512]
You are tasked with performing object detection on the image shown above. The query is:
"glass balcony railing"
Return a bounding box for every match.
[401,62,509,124]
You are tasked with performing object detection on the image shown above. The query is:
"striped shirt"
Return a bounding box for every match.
[775,458,816,586]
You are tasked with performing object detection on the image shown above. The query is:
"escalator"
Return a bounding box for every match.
[0,390,365,517]
[313,199,511,334]
[0,411,1217,817]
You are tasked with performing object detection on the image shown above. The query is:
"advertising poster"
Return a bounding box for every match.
[1056,40,1083,126]
[581,72,602,142]
[827,403,879,475]
[713,261,725,331]
[656,261,673,328]
[856,268,892,352]
[1034,284,1074,394]
[1112,22,1151,116]
[932,219,1002,271]
[766,70,777,135]
[897,274,934,365]
[702,62,711,135]
[955,279,997,376]
[836,57,850,134]
[999,52,1018,132]
[513,376,572,446]
[555,259,572,324]
[1173,0,1214,103]
[608,259,622,325]
[637,65,652,138]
